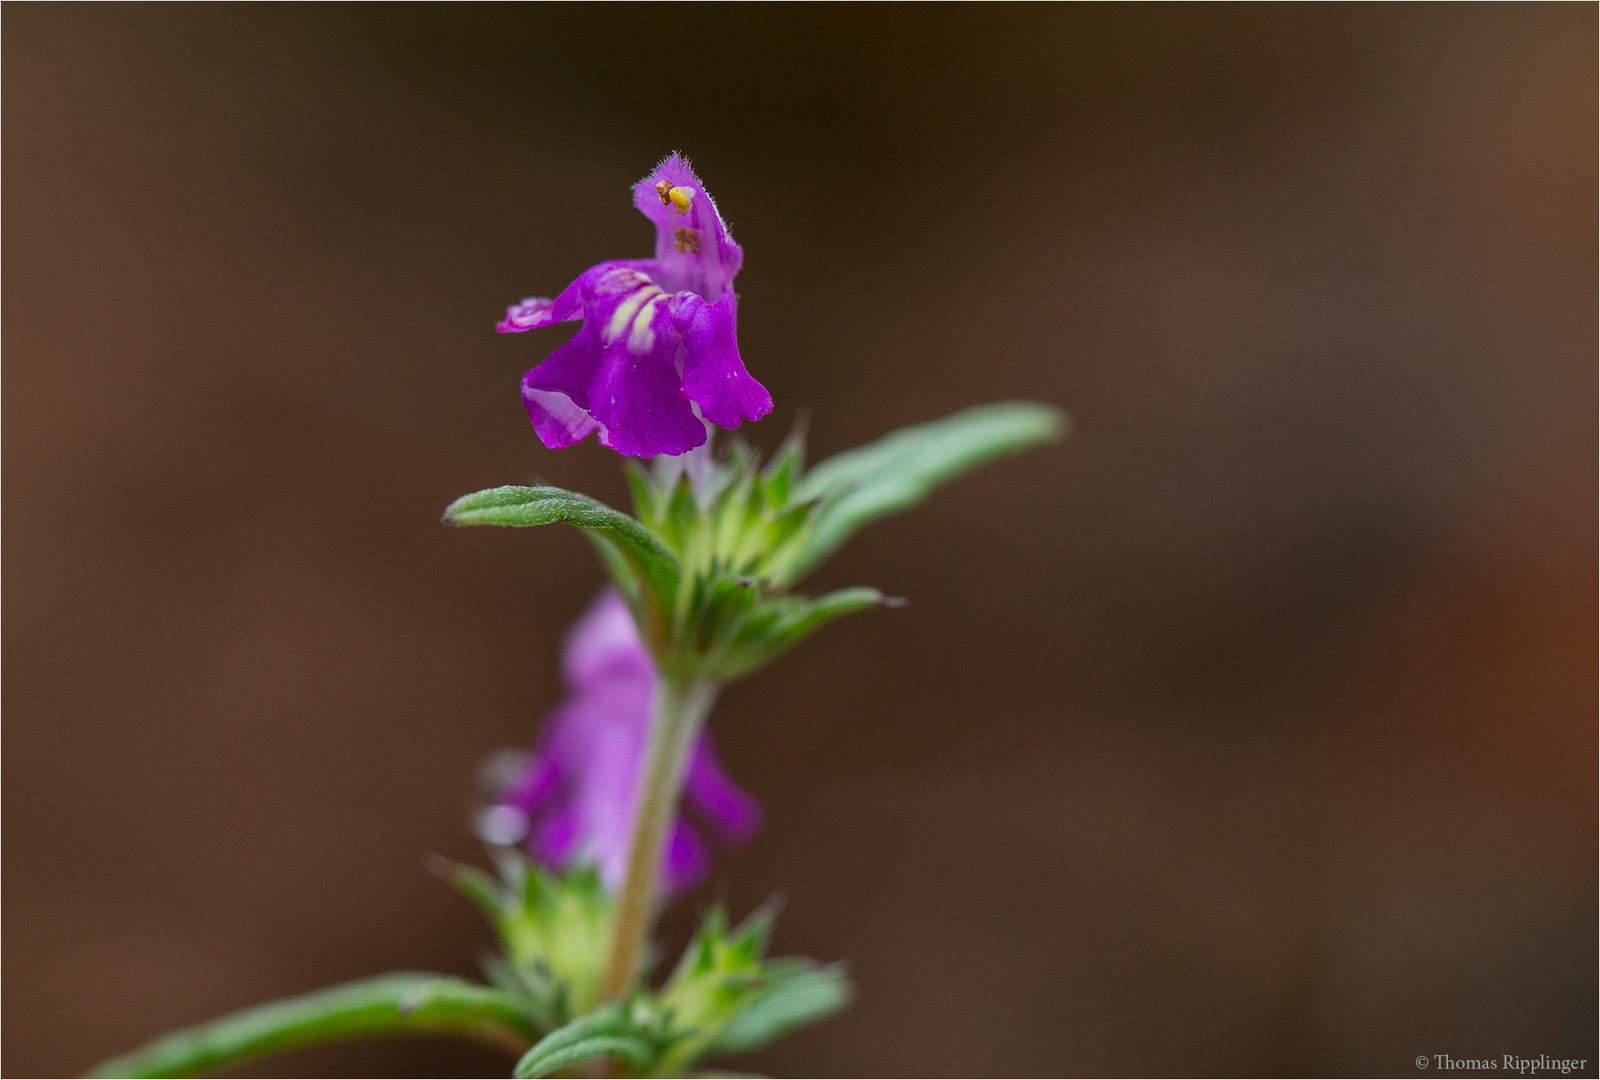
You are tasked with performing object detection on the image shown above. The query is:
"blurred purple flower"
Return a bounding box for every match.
[478,588,761,894]
[497,154,772,458]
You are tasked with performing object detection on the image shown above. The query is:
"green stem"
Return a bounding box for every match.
[598,677,719,1002]
[85,972,539,1078]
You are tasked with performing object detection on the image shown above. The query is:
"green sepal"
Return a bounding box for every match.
[436,853,614,1027]
[777,401,1067,582]
[624,461,660,528]
[512,1003,657,1079]
[714,587,892,680]
[704,962,853,1057]
[642,905,849,1076]
[759,431,805,512]
[85,974,538,1079]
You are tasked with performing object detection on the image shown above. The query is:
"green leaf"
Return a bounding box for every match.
[782,402,1066,581]
[512,1005,654,1079]
[443,485,679,642]
[705,964,853,1057]
[716,588,890,679]
[515,1035,653,1079]
[86,973,539,1079]
[442,486,675,569]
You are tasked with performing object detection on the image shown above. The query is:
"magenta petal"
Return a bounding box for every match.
[563,589,655,690]
[661,819,712,894]
[520,263,708,458]
[684,731,763,844]
[496,263,596,333]
[631,154,742,301]
[531,803,582,867]
[501,160,764,453]
[584,294,707,459]
[521,327,602,406]
[498,297,558,333]
[676,293,772,430]
[485,588,761,893]
[521,328,604,449]
[505,754,562,815]
[523,389,602,450]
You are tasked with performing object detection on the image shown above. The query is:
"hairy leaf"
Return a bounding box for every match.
[443,485,679,638]
[443,486,674,567]
[782,402,1066,581]
[706,964,853,1057]
[87,974,537,1078]
[717,588,890,679]
[512,1005,654,1079]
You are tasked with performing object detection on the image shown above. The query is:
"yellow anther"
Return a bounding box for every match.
[667,186,693,215]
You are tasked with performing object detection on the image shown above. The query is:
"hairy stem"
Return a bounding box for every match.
[85,973,538,1078]
[599,677,719,1002]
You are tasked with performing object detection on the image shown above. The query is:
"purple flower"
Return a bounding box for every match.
[497,154,772,458]
[480,588,762,894]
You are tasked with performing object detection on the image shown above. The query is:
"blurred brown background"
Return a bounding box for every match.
[5,6,1595,1077]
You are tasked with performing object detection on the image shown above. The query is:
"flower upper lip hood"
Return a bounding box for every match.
[498,154,772,459]
[487,588,762,895]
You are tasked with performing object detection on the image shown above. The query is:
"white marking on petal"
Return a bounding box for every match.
[603,283,664,344]
[628,295,665,354]
[498,296,555,331]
